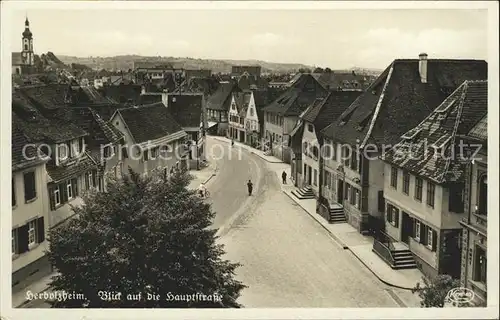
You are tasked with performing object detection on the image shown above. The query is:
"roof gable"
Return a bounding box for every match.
[117,103,184,143]
[166,94,203,128]
[321,59,487,146]
[383,80,487,183]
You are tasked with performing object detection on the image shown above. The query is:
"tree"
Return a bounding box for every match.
[313,67,324,73]
[412,275,461,307]
[47,168,246,308]
[324,67,332,73]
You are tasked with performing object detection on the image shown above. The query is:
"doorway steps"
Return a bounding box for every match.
[390,247,417,270]
[291,186,315,200]
[328,204,347,224]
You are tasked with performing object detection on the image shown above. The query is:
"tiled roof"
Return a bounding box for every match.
[20,84,70,110]
[311,72,369,91]
[467,114,487,142]
[302,91,362,133]
[290,121,305,153]
[46,152,98,183]
[116,103,184,143]
[321,59,487,146]
[262,74,328,116]
[12,90,87,144]
[206,82,240,111]
[80,86,117,104]
[138,93,163,105]
[382,80,487,184]
[99,84,143,104]
[12,117,47,171]
[166,94,203,128]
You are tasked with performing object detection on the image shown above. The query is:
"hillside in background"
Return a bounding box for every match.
[56,54,382,76]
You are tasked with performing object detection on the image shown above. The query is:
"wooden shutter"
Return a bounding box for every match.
[71,178,78,197]
[412,219,417,237]
[79,139,84,153]
[13,228,19,254]
[48,185,56,211]
[36,217,45,243]
[92,170,97,187]
[394,208,400,227]
[85,172,90,189]
[61,182,68,203]
[18,224,29,254]
[420,224,427,245]
[432,230,437,251]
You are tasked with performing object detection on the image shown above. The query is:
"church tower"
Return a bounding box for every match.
[21,17,34,66]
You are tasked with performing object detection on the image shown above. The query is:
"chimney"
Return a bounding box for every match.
[419,53,428,83]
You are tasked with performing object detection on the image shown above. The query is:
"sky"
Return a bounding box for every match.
[9,8,489,69]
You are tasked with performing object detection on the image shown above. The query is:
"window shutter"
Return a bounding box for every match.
[72,178,78,196]
[432,230,437,251]
[420,225,426,245]
[48,186,56,211]
[85,173,90,189]
[61,182,68,203]
[79,139,84,153]
[13,228,19,254]
[18,224,29,254]
[36,217,45,243]
[394,208,400,227]
[92,171,97,187]
[412,219,417,237]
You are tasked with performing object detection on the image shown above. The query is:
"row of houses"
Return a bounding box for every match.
[284,53,488,306]
[11,82,207,293]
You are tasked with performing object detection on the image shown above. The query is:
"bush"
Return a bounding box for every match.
[412,275,460,307]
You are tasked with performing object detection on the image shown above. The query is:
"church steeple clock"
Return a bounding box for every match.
[21,17,34,66]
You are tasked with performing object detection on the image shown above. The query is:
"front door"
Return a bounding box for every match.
[401,212,412,244]
[337,179,344,204]
[308,166,312,185]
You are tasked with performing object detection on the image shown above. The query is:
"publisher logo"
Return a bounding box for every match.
[444,287,475,307]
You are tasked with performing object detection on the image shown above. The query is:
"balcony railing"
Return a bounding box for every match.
[372,230,395,266]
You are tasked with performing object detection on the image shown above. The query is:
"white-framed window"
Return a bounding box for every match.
[88,171,95,188]
[12,230,16,255]
[415,221,421,242]
[427,228,433,249]
[28,220,36,247]
[58,144,68,160]
[67,180,73,199]
[54,187,61,206]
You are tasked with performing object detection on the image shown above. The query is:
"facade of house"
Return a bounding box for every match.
[110,104,188,177]
[319,54,488,234]
[262,74,329,163]
[460,113,488,306]
[11,123,51,292]
[228,91,251,143]
[381,80,487,277]
[164,93,207,169]
[243,91,261,147]
[291,91,362,197]
[205,81,240,135]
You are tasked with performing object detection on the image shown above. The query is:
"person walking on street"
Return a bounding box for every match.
[247,179,253,196]
[282,171,287,184]
[231,139,235,147]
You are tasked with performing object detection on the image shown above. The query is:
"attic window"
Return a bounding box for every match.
[401,127,422,140]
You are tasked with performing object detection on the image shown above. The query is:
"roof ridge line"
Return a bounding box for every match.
[439,81,469,183]
[360,62,395,148]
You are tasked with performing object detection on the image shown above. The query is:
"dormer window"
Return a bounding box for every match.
[401,127,422,140]
[58,144,68,161]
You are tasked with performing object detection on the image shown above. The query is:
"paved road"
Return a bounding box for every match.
[204,139,263,230]
[213,143,406,308]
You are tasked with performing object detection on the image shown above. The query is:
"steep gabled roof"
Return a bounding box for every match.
[382,80,487,184]
[12,90,87,144]
[262,74,328,116]
[166,94,203,128]
[302,91,362,133]
[321,59,487,146]
[311,72,370,91]
[115,103,184,143]
[12,116,48,171]
[206,81,240,111]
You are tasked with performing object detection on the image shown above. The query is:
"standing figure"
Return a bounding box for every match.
[282,171,287,184]
[231,139,235,147]
[247,179,253,196]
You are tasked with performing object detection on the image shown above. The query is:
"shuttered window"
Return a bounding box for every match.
[390,166,398,189]
[12,178,16,207]
[402,171,410,195]
[415,177,423,201]
[23,171,37,202]
[426,181,435,208]
[13,217,45,254]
